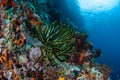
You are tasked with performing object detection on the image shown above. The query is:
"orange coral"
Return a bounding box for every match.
[0,57,3,63]
[31,78,35,80]
[0,50,8,63]
[59,77,65,80]
[7,60,13,69]
[28,10,42,29]
[79,50,85,62]
[13,74,20,80]
[14,40,19,45]
[13,38,25,46]
[91,74,96,80]
[19,38,25,46]
[30,19,42,29]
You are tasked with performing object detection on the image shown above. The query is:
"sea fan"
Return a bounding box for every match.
[35,21,76,66]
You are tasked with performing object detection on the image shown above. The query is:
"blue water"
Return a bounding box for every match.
[54,0,120,79]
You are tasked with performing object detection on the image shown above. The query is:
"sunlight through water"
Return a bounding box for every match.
[77,0,119,12]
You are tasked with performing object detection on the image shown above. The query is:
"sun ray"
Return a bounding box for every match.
[77,0,119,12]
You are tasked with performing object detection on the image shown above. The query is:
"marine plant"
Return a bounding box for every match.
[35,21,76,66]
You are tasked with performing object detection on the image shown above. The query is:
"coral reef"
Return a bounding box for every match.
[0,0,111,80]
